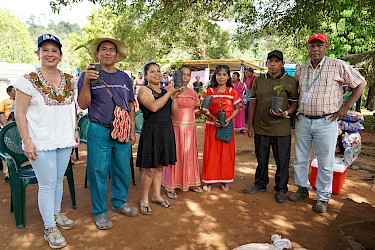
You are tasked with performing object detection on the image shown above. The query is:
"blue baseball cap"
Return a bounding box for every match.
[245,67,254,73]
[37,34,62,48]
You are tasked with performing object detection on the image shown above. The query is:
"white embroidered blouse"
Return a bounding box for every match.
[14,70,77,151]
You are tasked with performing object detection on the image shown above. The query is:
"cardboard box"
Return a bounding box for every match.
[309,158,348,195]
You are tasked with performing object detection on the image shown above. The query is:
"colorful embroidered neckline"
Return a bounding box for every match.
[28,69,74,103]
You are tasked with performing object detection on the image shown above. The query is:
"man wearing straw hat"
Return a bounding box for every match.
[78,38,138,230]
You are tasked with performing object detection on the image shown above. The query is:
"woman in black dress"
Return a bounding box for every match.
[136,62,182,215]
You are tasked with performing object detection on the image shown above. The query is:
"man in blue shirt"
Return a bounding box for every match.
[78,37,138,230]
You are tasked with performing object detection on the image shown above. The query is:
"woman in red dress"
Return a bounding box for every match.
[201,65,240,191]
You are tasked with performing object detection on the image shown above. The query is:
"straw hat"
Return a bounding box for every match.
[88,37,128,62]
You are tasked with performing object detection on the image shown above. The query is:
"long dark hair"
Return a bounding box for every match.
[210,65,232,88]
[179,64,191,71]
[232,72,240,79]
[143,61,159,86]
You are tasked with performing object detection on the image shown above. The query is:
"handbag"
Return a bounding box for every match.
[215,91,233,142]
[216,120,233,142]
[102,78,131,143]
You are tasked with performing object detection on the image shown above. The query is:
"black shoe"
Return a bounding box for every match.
[244,185,266,194]
[288,186,309,202]
[276,191,286,203]
[312,200,329,213]
[4,176,9,183]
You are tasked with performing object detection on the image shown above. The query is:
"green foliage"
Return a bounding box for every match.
[273,84,291,97]
[52,2,235,73]
[51,0,235,61]
[361,115,375,131]
[236,0,374,60]
[27,16,82,44]
[64,8,118,71]
[233,0,374,109]
[0,9,35,63]
[26,16,83,72]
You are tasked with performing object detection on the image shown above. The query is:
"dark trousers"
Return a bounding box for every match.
[254,134,291,193]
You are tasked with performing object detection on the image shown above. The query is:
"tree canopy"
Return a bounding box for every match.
[0,9,35,63]
[49,0,375,109]
[236,0,375,58]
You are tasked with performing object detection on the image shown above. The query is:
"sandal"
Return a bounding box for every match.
[190,187,203,193]
[202,184,212,192]
[166,191,177,199]
[94,214,113,230]
[220,183,230,192]
[151,199,172,208]
[139,204,152,215]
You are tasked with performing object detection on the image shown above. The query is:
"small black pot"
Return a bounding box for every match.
[217,110,226,127]
[201,95,213,111]
[173,69,183,89]
[271,96,283,113]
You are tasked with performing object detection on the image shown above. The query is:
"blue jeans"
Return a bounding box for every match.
[87,122,131,217]
[293,114,338,201]
[30,147,72,229]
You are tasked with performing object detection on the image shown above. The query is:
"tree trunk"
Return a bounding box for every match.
[365,57,375,111]
[345,52,375,111]
[365,84,375,110]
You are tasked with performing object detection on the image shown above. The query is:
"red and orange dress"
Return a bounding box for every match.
[202,87,240,184]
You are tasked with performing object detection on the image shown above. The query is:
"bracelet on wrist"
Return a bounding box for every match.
[22,136,31,142]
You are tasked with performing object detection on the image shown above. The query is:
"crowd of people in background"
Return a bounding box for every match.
[1,32,367,248]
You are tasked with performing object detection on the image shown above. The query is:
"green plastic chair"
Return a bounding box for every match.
[78,115,90,188]
[79,114,136,187]
[129,110,143,185]
[78,114,89,144]
[135,110,143,134]
[0,122,77,229]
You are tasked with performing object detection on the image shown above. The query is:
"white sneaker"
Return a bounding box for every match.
[44,226,67,249]
[55,212,75,230]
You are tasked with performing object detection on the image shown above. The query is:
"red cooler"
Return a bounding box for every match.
[309,158,348,195]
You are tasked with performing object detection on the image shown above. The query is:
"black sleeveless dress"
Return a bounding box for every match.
[136,87,177,169]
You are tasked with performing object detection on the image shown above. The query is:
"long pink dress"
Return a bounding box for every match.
[162,88,201,191]
[232,81,246,131]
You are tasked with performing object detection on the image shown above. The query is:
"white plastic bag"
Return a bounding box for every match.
[232,234,292,250]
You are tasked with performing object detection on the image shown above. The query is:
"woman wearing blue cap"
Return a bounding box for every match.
[14,34,79,249]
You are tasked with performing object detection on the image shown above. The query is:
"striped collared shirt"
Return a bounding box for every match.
[294,56,365,116]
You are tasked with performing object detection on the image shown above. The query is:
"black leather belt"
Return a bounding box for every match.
[90,120,111,128]
[301,113,333,119]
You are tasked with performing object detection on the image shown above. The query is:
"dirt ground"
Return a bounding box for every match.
[0,121,374,250]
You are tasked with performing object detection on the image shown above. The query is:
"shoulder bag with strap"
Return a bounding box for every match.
[102,78,131,143]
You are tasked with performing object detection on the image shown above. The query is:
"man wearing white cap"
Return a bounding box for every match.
[289,33,366,213]
[78,38,138,229]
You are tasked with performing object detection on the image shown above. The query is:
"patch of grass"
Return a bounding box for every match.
[362,115,375,131]
[360,150,375,157]
[196,114,206,123]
